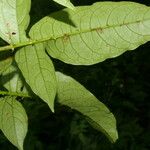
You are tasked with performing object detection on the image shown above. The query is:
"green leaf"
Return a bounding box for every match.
[0,0,31,44]
[0,52,12,74]
[1,62,28,94]
[52,0,75,10]
[0,59,12,74]
[0,96,28,150]
[56,72,118,142]
[30,2,150,65]
[15,44,57,112]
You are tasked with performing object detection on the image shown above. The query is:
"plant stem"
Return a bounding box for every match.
[0,90,30,98]
[0,38,53,52]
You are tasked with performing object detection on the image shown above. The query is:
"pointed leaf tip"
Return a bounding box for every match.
[52,0,75,10]
[56,72,118,142]
[15,44,57,113]
[48,102,55,113]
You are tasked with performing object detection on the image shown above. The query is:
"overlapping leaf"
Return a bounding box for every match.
[30,2,150,65]
[0,96,28,150]
[0,57,12,74]
[0,0,31,44]
[1,63,28,94]
[56,72,118,142]
[52,0,75,9]
[15,44,57,112]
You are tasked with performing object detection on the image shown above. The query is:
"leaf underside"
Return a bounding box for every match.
[56,72,118,142]
[0,57,12,74]
[1,63,28,94]
[30,1,150,65]
[0,69,118,143]
[15,43,57,112]
[2,1,150,147]
[0,96,28,150]
[0,0,31,44]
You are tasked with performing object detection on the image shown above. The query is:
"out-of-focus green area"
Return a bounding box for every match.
[0,0,150,149]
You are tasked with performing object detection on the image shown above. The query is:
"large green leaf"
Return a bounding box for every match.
[29,2,150,65]
[56,72,118,142]
[0,96,28,150]
[0,0,31,44]
[15,44,57,112]
[52,0,75,9]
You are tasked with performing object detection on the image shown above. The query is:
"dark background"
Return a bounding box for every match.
[0,0,150,149]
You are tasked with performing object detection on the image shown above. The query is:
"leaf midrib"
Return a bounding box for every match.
[0,17,149,52]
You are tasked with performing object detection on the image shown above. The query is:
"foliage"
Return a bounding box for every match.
[0,0,150,149]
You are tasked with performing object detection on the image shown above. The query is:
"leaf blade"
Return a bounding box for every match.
[0,57,12,74]
[0,0,31,44]
[15,44,57,112]
[56,72,118,142]
[0,96,28,150]
[29,2,150,65]
[1,62,28,94]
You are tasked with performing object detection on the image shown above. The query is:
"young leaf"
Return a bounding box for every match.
[0,96,28,150]
[56,72,118,142]
[52,0,75,10]
[30,2,150,65]
[0,0,31,44]
[15,44,57,112]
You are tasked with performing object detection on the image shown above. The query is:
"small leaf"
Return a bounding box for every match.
[52,0,75,10]
[0,0,31,44]
[15,44,57,112]
[0,51,12,74]
[30,2,150,65]
[0,96,28,150]
[56,72,118,142]
[1,62,28,94]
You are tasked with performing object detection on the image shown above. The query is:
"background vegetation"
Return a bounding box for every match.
[0,0,150,149]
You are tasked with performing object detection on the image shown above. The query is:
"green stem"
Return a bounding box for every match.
[0,90,30,98]
[0,17,149,52]
[0,45,14,51]
[0,37,53,52]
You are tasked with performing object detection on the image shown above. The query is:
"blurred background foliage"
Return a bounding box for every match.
[0,0,150,149]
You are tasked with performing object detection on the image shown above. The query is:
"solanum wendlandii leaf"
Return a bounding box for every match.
[29,2,150,65]
[0,96,28,150]
[56,72,118,142]
[52,0,75,10]
[0,0,31,44]
[15,44,57,112]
